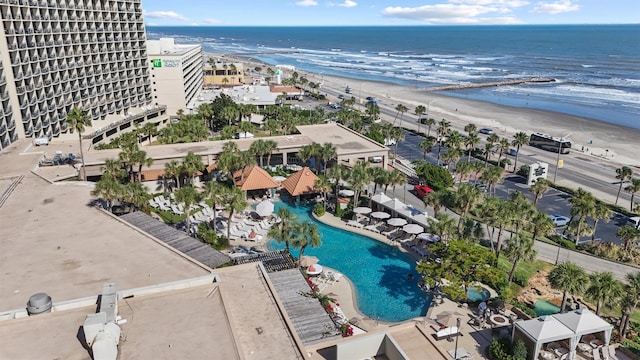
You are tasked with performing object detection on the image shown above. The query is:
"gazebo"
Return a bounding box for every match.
[281,167,320,202]
[554,309,613,359]
[233,166,279,198]
[512,310,613,360]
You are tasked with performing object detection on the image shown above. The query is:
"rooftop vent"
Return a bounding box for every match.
[26,292,52,315]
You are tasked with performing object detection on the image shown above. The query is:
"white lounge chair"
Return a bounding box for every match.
[436,326,460,339]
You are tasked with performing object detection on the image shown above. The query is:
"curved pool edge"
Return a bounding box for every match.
[311,212,429,324]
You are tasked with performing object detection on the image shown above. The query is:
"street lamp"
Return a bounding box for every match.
[552,133,572,183]
[454,317,462,359]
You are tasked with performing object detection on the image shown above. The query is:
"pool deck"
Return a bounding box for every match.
[310,212,499,359]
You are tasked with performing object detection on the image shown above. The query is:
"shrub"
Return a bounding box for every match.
[313,203,325,216]
[512,271,529,288]
[511,300,537,318]
[517,165,530,178]
[512,340,528,360]
[414,162,454,190]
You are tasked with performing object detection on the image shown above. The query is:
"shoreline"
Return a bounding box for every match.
[208,51,640,168]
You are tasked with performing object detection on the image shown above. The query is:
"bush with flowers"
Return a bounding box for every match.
[340,323,354,337]
[301,277,354,337]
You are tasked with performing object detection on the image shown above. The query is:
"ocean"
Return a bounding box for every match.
[147,25,640,130]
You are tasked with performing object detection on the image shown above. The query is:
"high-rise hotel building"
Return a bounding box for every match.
[0,0,168,151]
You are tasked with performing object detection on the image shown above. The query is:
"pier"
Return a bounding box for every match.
[420,77,555,92]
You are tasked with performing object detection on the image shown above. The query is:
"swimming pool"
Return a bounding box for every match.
[534,299,561,316]
[467,286,491,302]
[267,200,431,322]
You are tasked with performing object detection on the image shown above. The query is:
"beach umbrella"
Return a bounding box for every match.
[300,255,319,267]
[338,189,355,197]
[387,218,407,227]
[403,223,424,234]
[436,311,465,328]
[255,199,275,217]
[370,211,391,220]
[353,206,372,214]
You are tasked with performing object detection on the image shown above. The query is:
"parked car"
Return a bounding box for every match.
[549,215,570,227]
[479,128,494,135]
[337,94,344,99]
[627,216,640,230]
[414,185,434,199]
[366,96,374,101]
[468,180,488,192]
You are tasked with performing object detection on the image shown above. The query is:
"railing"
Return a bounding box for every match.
[82,105,167,139]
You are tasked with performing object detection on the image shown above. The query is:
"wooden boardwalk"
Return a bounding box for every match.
[421,77,555,92]
[120,212,230,268]
[269,269,342,346]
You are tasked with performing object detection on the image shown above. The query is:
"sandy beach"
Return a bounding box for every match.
[210,52,640,168]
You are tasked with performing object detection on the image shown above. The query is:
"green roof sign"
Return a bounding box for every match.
[152,59,162,68]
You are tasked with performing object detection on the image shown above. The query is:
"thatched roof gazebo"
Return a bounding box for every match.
[281,167,320,199]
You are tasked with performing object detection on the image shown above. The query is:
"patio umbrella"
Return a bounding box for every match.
[338,189,355,197]
[436,311,465,328]
[387,218,408,227]
[300,255,319,267]
[370,211,391,220]
[403,223,424,234]
[353,206,372,214]
[255,199,275,217]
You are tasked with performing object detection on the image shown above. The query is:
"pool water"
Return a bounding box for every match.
[267,201,431,322]
[467,286,491,302]
[534,299,561,316]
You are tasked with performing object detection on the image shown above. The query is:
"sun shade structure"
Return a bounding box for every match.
[255,199,275,217]
[387,218,408,227]
[353,206,372,214]
[370,211,391,219]
[382,198,407,211]
[402,224,424,234]
[233,166,279,191]
[512,310,613,360]
[370,192,393,205]
[338,189,354,197]
[281,167,320,196]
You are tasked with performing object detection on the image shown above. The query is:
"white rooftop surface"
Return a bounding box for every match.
[516,315,576,342]
[147,38,200,56]
[0,172,210,311]
[188,86,278,111]
[0,265,304,359]
[297,124,388,155]
[553,309,613,334]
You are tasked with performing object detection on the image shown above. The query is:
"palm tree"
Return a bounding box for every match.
[348,160,371,207]
[292,221,322,265]
[314,176,333,211]
[393,104,408,127]
[454,184,482,229]
[164,160,182,191]
[435,119,450,163]
[222,186,247,240]
[496,138,510,168]
[320,142,337,176]
[204,181,226,226]
[590,202,611,241]
[121,182,149,212]
[182,152,205,186]
[480,165,503,197]
[263,140,278,168]
[567,188,596,244]
[423,118,436,137]
[547,262,588,312]
[249,139,268,168]
[464,132,480,161]
[423,189,449,217]
[504,234,536,283]
[419,137,436,160]
[615,166,633,205]
[585,272,622,315]
[268,207,297,253]
[428,212,456,241]
[624,177,640,212]
[132,149,153,183]
[220,105,239,127]
[455,161,474,186]
[197,102,214,129]
[327,164,349,200]
[616,225,640,251]
[390,126,405,161]
[620,272,640,337]
[414,105,426,132]
[174,185,201,234]
[66,107,92,181]
[511,132,529,174]
[140,122,158,145]
[529,210,556,244]
[91,173,122,212]
[237,120,254,138]
[530,178,550,207]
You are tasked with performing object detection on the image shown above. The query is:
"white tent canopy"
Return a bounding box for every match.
[382,198,406,211]
[512,311,613,360]
[255,199,275,217]
[370,192,392,205]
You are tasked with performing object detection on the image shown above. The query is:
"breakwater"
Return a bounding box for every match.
[421,78,555,92]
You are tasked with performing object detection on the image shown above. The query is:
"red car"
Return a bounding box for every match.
[414,185,434,199]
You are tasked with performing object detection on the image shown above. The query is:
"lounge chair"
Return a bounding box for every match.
[593,349,602,360]
[435,326,459,339]
[364,224,380,233]
[604,345,619,360]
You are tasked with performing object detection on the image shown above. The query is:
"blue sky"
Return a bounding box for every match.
[141,0,638,26]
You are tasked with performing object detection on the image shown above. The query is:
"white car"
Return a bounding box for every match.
[549,215,570,227]
[478,128,494,135]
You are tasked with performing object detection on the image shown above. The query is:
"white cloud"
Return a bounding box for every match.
[145,11,188,22]
[203,18,222,25]
[530,0,580,14]
[338,0,357,7]
[449,0,529,7]
[383,4,500,20]
[295,0,318,6]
